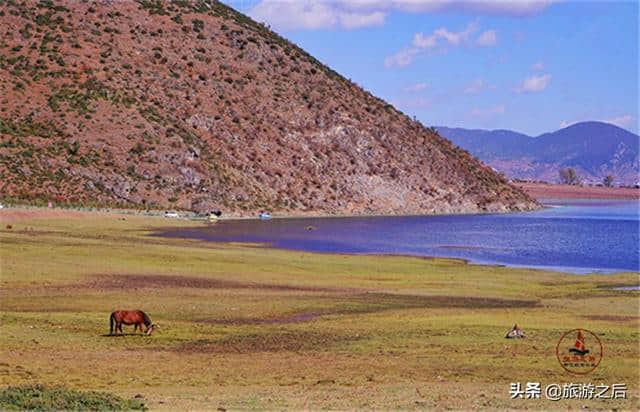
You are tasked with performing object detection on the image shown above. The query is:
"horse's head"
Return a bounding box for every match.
[145,323,159,335]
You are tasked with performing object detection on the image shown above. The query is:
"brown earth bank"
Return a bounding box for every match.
[0,0,538,216]
[0,207,108,223]
[518,182,640,200]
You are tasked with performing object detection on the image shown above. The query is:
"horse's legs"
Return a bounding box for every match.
[134,323,139,333]
[118,322,123,335]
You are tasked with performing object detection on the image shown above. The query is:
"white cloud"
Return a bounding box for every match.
[515,73,551,93]
[413,32,439,49]
[339,11,386,29]
[605,114,634,128]
[464,79,488,94]
[559,119,578,128]
[384,47,420,67]
[247,0,557,31]
[386,21,489,67]
[440,0,558,17]
[248,1,338,30]
[560,115,634,129]
[471,104,506,117]
[530,61,545,71]
[431,22,478,45]
[342,0,557,16]
[404,82,430,92]
[476,29,497,46]
[411,22,478,50]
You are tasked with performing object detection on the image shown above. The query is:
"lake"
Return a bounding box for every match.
[159,199,639,274]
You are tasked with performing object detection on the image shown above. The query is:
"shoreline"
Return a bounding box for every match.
[1,203,540,219]
[158,233,640,276]
[0,202,542,222]
[3,206,638,278]
[1,182,636,220]
[3,202,638,276]
[155,215,640,277]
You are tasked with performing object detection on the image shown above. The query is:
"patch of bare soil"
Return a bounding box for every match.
[205,293,539,325]
[211,312,331,326]
[358,292,537,309]
[176,330,363,354]
[583,315,639,322]
[0,209,112,224]
[0,274,355,297]
[0,362,35,379]
[91,274,350,293]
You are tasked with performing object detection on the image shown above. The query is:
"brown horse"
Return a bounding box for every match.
[109,310,157,335]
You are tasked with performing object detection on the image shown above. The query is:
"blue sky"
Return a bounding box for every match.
[222,1,638,135]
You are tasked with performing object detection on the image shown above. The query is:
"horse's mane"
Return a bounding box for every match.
[141,311,152,327]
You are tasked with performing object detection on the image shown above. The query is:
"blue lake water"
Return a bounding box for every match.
[159,199,640,274]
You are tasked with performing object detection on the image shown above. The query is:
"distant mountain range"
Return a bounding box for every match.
[437,122,640,185]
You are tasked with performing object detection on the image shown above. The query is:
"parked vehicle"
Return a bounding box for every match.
[258,211,271,220]
[164,211,179,218]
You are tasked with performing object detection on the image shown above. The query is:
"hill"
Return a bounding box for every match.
[438,122,639,185]
[0,0,537,215]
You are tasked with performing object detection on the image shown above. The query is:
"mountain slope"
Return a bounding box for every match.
[0,0,537,215]
[438,122,639,185]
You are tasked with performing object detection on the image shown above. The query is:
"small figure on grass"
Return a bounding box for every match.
[505,324,526,339]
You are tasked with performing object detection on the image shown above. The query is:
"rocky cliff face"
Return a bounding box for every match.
[0,0,538,215]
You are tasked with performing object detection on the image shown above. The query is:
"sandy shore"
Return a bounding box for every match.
[0,207,156,224]
[517,182,639,200]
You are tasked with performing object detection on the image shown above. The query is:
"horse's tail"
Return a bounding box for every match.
[141,311,152,327]
[109,312,115,334]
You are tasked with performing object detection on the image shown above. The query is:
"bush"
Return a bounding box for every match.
[0,385,147,411]
[603,175,614,187]
[130,142,145,155]
[559,168,580,185]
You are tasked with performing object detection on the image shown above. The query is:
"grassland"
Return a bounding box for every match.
[0,209,638,410]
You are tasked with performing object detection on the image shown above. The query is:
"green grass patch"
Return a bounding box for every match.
[0,385,146,411]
